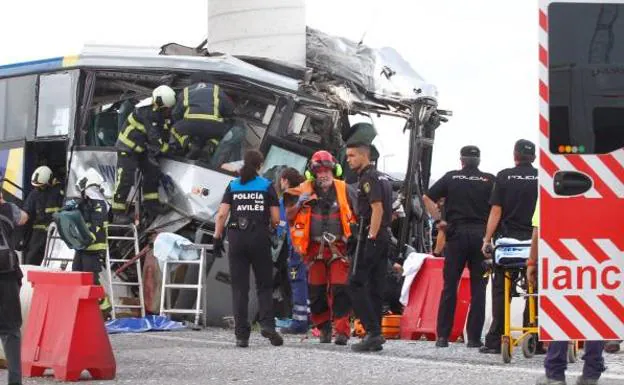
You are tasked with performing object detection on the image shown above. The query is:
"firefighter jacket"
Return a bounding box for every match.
[116,105,171,156]
[23,181,65,231]
[286,179,354,256]
[171,83,234,124]
[79,187,109,252]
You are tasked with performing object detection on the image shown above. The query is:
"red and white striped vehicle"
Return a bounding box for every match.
[538,0,624,341]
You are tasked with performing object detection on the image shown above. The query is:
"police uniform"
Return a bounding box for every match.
[350,164,393,341]
[425,146,494,345]
[112,105,171,215]
[221,175,279,341]
[0,201,24,385]
[170,83,235,157]
[482,140,538,352]
[73,187,109,286]
[22,180,64,265]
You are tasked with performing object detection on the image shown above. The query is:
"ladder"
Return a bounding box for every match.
[159,243,213,328]
[105,224,146,319]
[42,222,74,270]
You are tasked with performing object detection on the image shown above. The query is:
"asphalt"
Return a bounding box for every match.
[3,328,623,385]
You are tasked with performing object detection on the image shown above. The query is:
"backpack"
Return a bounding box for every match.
[0,213,17,274]
[53,207,93,250]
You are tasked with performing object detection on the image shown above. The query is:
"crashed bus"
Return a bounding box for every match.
[0,28,448,324]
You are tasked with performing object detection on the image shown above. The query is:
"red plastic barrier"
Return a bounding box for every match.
[21,271,116,381]
[400,256,471,342]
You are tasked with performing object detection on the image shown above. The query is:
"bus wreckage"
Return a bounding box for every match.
[0,27,450,324]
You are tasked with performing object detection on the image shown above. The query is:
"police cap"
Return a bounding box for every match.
[460,145,480,158]
[514,139,536,156]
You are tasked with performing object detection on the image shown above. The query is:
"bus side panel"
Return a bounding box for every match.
[0,145,25,202]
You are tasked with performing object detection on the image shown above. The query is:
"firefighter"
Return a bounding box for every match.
[213,150,284,348]
[112,85,176,224]
[480,139,540,355]
[345,142,393,352]
[22,166,64,265]
[284,151,355,345]
[72,169,111,311]
[422,146,495,348]
[277,167,309,334]
[0,189,29,385]
[169,80,235,160]
[529,206,607,385]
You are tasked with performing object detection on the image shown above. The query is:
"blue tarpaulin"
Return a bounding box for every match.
[105,315,186,334]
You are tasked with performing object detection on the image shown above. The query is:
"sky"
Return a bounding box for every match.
[0,0,538,181]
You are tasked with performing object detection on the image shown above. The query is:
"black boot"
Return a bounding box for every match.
[351,334,384,352]
[236,339,249,348]
[261,329,284,347]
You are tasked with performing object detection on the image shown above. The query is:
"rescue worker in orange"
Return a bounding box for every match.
[284,150,355,345]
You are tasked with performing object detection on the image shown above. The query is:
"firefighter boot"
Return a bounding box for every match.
[319,322,332,343]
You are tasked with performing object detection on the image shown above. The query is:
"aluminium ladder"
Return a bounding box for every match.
[159,243,213,328]
[105,223,146,319]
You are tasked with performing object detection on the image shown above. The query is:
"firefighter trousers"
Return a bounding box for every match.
[112,151,160,213]
[24,228,48,266]
[72,250,104,286]
[307,242,351,337]
[170,120,229,151]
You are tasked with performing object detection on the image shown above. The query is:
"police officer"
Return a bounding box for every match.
[170,79,235,160]
[0,188,29,385]
[345,142,393,352]
[423,145,494,348]
[22,166,64,265]
[112,85,176,224]
[479,139,539,355]
[213,149,284,348]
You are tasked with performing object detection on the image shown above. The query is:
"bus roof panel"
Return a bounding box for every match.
[0,45,300,92]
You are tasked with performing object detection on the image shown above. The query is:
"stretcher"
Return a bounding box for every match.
[491,242,578,364]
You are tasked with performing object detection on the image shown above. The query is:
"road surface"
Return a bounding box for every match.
[4,328,624,384]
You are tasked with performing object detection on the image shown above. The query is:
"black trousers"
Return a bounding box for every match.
[349,232,389,336]
[484,231,534,349]
[436,227,487,342]
[228,228,275,340]
[113,151,160,213]
[24,228,48,266]
[73,250,104,286]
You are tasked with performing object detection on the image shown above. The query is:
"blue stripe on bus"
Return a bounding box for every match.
[0,57,64,78]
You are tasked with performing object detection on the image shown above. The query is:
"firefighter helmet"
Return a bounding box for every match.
[31,166,53,187]
[306,150,343,180]
[152,85,176,108]
[75,168,104,192]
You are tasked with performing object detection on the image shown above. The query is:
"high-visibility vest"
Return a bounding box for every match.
[287,179,354,256]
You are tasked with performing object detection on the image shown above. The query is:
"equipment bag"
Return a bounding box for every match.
[0,213,17,274]
[53,209,93,250]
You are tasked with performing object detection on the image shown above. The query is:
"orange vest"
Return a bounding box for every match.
[287,179,354,256]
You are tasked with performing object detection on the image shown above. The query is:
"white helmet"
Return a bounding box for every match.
[31,166,53,187]
[76,168,104,192]
[152,85,176,108]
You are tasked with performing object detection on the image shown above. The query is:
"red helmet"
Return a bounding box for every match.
[310,150,336,171]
